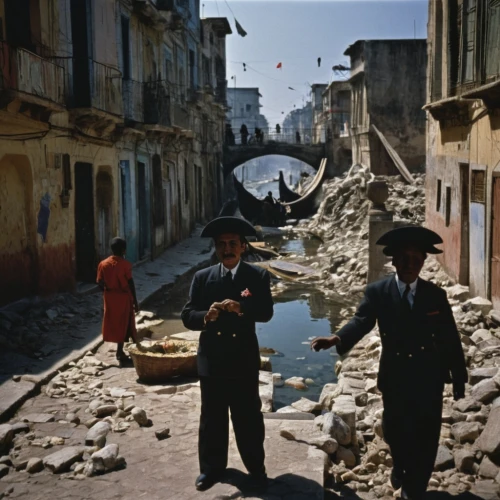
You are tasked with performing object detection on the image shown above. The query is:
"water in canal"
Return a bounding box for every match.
[148,231,350,409]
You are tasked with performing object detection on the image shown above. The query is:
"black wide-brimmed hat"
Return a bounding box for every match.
[377,226,443,256]
[200,216,257,238]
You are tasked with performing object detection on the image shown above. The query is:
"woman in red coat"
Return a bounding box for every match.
[97,237,139,365]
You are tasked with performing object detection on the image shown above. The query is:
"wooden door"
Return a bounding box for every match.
[75,163,96,282]
[492,177,500,310]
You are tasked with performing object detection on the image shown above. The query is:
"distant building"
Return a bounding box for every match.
[311,84,328,143]
[425,0,500,303]
[283,102,312,142]
[320,81,352,172]
[226,88,268,139]
[344,39,427,175]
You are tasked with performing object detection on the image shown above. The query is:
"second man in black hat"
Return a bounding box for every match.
[181,217,274,492]
[311,226,467,500]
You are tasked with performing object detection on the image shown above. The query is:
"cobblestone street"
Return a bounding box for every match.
[0,342,325,500]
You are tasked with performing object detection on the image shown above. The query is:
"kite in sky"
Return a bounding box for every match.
[276,62,282,69]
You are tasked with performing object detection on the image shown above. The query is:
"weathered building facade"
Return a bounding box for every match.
[314,81,352,172]
[311,83,328,144]
[425,0,500,305]
[0,0,230,306]
[282,101,312,140]
[344,39,427,176]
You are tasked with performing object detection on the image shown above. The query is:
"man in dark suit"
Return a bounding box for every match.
[181,216,274,492]
[311,226,467,500]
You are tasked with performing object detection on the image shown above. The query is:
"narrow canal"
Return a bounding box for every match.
[147,230,351,410]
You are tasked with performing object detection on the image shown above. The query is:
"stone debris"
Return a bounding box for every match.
[26,457,44,474]
[155,428,170,441]
[290,397,322,414]
[90,444,125,474]
[85,421,111,447]
[131,407,150,427]
[284,376,308,391]
[43,446,84,473]
[0,425,14,454]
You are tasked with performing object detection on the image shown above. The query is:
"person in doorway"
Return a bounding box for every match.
[295,130,301,144]
[97,237,139,366]
[311,226,467,500]
[181,217,274,492]
[240,123,249,145]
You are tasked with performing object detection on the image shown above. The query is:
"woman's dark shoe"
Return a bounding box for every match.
[116,355,133,367]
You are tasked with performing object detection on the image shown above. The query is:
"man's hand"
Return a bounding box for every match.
[220,299,241,315]
[310,335,340,352]
[453,382,465,401]
[134,302,140,314]
[204,302,224,323]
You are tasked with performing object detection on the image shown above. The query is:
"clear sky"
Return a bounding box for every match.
[202,0,428,126]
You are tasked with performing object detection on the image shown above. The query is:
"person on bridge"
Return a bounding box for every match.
[276,124,281,135]
[240,123,249,145]
[311,226,467,500]
[295,130,301,144]
[96,237,139,367]
[181,217,274,492]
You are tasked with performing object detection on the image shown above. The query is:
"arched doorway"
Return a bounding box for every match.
[0,154,36,305]
[96,170,113,262]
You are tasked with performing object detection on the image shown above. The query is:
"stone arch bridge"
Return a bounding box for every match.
[223,142,326,177]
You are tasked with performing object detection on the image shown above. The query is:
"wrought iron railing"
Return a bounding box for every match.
[90,60,122,115]
[123,79,143,122]
[0,41,65,106]
[144,80,171,127]
[50,57,122,116]
[172,102,190,129]
[225,127,319,145]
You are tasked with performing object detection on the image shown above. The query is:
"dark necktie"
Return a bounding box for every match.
[223,270,233,286]
[402,284,412,312]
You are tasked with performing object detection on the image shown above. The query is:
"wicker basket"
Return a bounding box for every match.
[128,340,198,383]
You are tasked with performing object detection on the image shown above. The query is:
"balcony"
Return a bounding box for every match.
[144,80,171,129]
[133,0,168,31]
[123,80,144,123]
[215,79,227,106]
[172,102,191,131]
[0,41,65,111]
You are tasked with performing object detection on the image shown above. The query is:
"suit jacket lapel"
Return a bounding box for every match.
[412,278,426,315]
[389,274,402,307]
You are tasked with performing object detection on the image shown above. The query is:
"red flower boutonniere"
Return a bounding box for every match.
[241,288,252,298]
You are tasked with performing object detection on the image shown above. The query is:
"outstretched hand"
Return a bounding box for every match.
[310,335,340,352]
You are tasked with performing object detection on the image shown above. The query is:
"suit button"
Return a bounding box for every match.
[396,352,400,356]
[408,354,412,358]
[233,334,236,337]
[421,346,425,350]
[217,332,221,336]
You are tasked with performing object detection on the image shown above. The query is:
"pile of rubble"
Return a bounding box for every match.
[0,350,173,481]
[290,166,426,296]
[277,270,500,498]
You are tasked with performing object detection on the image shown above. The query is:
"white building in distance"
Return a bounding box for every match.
[227,88,269,134]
